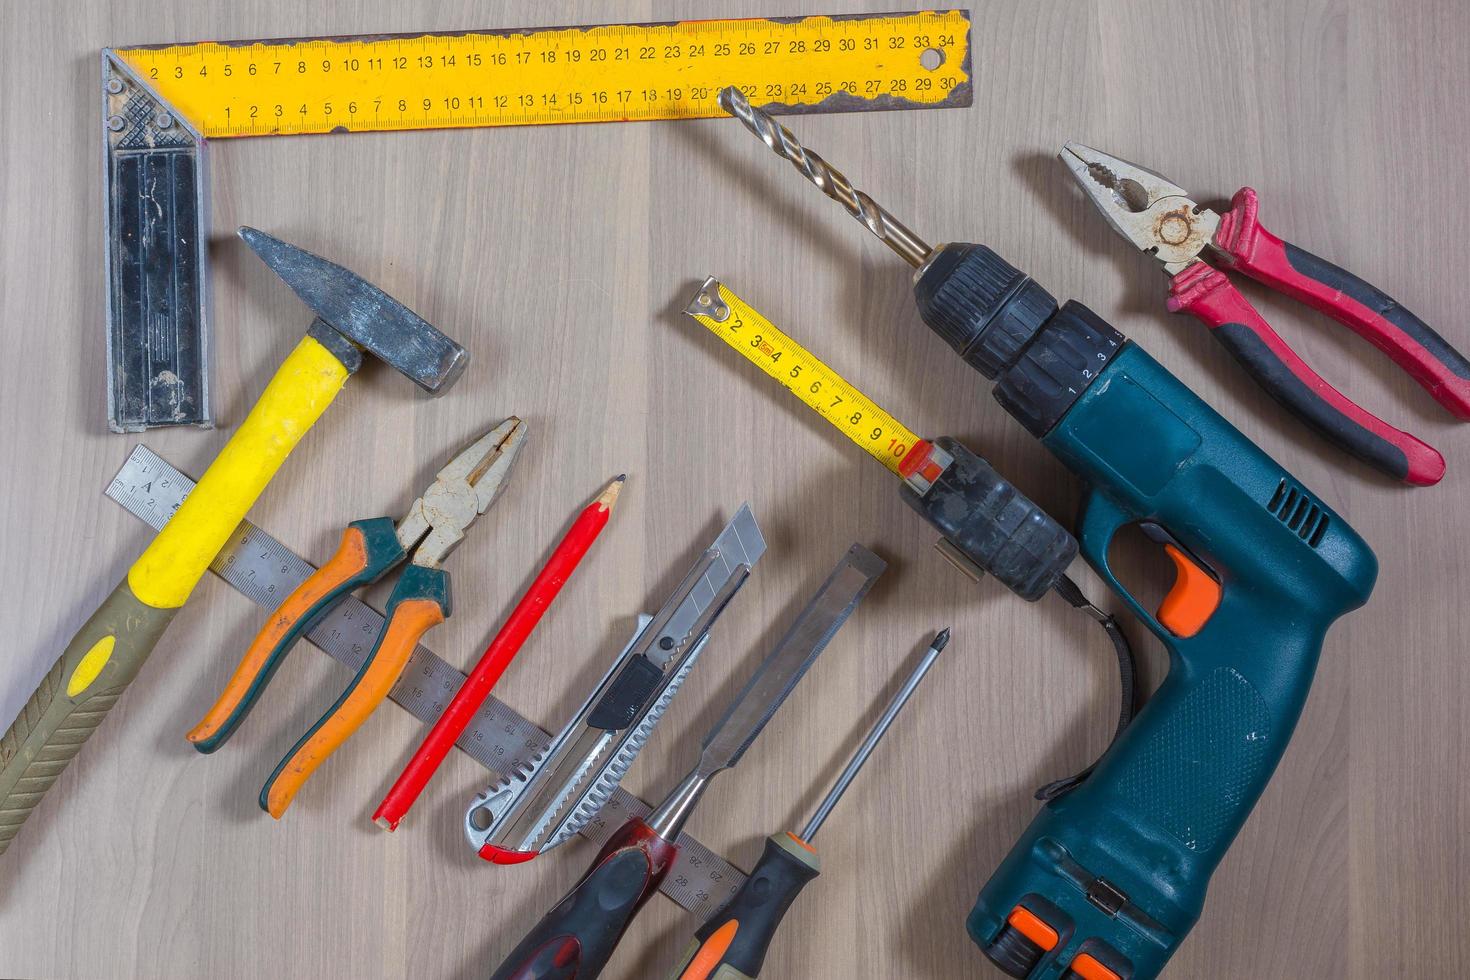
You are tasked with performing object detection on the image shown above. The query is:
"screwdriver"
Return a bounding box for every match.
[487,545,886,980]
[670,628,950,980]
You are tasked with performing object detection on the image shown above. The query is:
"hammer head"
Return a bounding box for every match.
[239,227,469,395]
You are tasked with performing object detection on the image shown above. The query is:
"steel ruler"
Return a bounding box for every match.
[684,276,923,475]
[100,11,972,432]
[106,444,744,917]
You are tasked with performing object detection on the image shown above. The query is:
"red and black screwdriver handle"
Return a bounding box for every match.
[1170,187,1470,486]
[667,832,821,980]
[489,817,679,980]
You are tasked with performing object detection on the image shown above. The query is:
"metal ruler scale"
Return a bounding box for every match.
[111,12,972,137]
[106,445,743,916]
[100,11,972,432]
[684,276,923,476]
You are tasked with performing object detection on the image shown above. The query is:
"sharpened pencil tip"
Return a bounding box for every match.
[597,474,626,510]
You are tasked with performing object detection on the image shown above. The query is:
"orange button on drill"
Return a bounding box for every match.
[1067,952,1122,980]
[1157,543,1221,638]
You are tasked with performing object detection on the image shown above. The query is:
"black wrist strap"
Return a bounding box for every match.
[1034,575,1139,802]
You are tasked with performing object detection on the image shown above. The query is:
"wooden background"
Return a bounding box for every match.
[2,1,1466,977]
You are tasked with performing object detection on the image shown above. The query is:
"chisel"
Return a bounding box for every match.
[488,544,886,980]
[670,628,949,979]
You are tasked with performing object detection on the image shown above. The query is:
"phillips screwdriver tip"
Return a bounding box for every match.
[934,627,951,649]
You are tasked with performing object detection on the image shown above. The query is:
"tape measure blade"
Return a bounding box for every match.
[113,11,972,138]
[104,445,746,911]
[684,279,923,476]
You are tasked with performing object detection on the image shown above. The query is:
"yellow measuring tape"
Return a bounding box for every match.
[684,277,922,476]
[113,12,971,137]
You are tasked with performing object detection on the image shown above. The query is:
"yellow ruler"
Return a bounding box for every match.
[684,276,923,475]
[112,11,972,137]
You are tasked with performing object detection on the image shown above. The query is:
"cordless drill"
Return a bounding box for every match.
[717,87,1377,979]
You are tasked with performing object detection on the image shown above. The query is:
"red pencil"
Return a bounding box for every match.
[372,474,626,830]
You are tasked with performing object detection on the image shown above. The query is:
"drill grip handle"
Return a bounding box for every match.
[971,339,1377,978]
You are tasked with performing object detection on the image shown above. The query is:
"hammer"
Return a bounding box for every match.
[0,228,467,856]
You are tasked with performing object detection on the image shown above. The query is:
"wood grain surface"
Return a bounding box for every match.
[2,1,1467,977]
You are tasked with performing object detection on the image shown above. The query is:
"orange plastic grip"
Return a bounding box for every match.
[262,596,444,818]
[187,526,372,747]
[679,920,739,980]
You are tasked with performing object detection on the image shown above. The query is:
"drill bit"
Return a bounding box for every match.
[717,86,933,268]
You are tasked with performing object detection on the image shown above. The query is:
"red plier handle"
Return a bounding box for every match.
[1170,262,1445,485]
[1168,187,1467,486]
[1218,188,1470,418]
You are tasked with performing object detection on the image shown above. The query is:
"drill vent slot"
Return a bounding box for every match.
[1267,479,1329,547]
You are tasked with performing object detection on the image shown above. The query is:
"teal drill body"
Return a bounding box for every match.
[903,242,1378,978]
[970,336,1377,978]
[707,87,1380,978]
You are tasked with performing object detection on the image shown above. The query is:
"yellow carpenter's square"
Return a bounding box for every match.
[0,227,467,856]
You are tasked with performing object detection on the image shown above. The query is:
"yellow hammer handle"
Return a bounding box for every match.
[0,335,349,858]
[129,335,352,609]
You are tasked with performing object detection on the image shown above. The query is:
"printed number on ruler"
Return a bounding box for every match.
[112,11,971,136]
[685,277,921,475]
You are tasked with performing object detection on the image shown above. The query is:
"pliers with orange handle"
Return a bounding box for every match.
[187,416,526,817]
[1062,142,1470,486]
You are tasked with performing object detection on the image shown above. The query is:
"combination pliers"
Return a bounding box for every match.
[187,416,527,817]
[1062,142,1470,485]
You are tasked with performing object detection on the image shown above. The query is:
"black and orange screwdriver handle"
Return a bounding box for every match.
[670,629,949,980]
[671,832,820,980]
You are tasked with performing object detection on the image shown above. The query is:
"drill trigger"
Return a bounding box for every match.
[1139,523,1222,639]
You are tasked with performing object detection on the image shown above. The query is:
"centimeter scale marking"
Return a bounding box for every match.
[684,276,923,475]
[106,445,742,917]
[111,11,972,137]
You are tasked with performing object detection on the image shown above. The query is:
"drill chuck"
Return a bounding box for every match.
[915,243,1127,437]
[913,243,1058,379]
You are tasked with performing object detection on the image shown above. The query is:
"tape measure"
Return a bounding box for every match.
[105,445,744,916]
[112,11,971,137]
[684,276,923,476]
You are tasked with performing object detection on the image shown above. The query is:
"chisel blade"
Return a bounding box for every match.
[697,544,887,776]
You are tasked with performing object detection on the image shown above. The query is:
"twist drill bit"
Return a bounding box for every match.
[717,86,933,268]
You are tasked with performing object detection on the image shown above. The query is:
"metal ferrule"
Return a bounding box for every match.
[645,769,712,841]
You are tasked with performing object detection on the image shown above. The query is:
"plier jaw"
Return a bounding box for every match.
[1060,142,1220,274]
[398,416,528,567]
